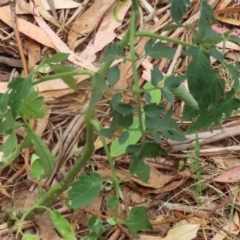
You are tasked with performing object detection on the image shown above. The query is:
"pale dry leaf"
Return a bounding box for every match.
[139,235,163,240]
[0,7,54,48]
[216,0,232,9]
[215,166,240,183]
[25,38,41,69]
[97,168,174,189]
[68,0,115,50]
[16,0,80,14]
[211,212,240,240]
[12,190,38,209]
[32,0,61,28]
[162,224,200,240]
[34,109,51,137]
[34,13,96,71]
[0,182,11,199]
[34,211,62,240]
[80,0,132,62]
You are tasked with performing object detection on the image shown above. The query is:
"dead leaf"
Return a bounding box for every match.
[34,13,96,71]
[25,38,41,69]
[215,166,240,183]
[34,211,62,240]
[0,7,54,48]
[211,212,240,240]
[68,0,115,50]
[98,167,174,189]
[32,0,61,28]
[80,0,132,62]
[16,0,80,14]
[162,224,200,240]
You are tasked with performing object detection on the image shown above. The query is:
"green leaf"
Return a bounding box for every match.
[144,103,164,118]
[229,34,240,44]
[99,127,117,138]
[0,132,19,168]
[24,130,55,178]
[164,76,196,108]
[209,48,224,63]
[88,216,105,234]
[167,84,199,110]
[102,43,123,62]
[119,131,129,145]
[111,93,132,115]
[110,116,145,157]
[160,88,174,102]
[143,82,162,104]
[145,39,175,60]
[111,93,122,110]
[164,75,185,89]
[51,210,75,240]
[134,161,150,183]
[225,63,240,90]
[44,53,69,63]
[153,132,161,143]
[199,1,216,32]
[126,144,142,154]
[112,111,133,129]
[107,65,120,86]
[151,65,164,87]
[198,28,223,47]
[20,87,47,119]
[8,77,32,118]
[163,24,183,31]
[145,111,185,141]
[0,93,9,114]
[143,91,152,104]
[187,90,240,133]
[91,73,106,106]
[30,154,44,180]
[50,64,77,90]
[140,142,163,158]
[158,111,186,141]
[168,0,191,23]
[182,105,200,120]
[68,172,102,209]
[23,234,39,240]
[186,47,224,109]
[0,112,19,134]
[107,196,119,209]
[124,206,152,238]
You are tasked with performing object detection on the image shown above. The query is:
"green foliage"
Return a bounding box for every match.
[23,234,38,240]
[22,130,55,178]
[145,39,175,59]
[102,43,123,62]
[0,132,19,168]
[110,116,145,157]
[68,172,102,209]
[20,87,47,119]
[124,206,153,238]
[49,64,78,90]
[151,65,164,87]
[51,210,75,240]
[8,76,32,118]
[30,154,44,180]
[107,65,120,86]
[6,1,240,239]
[168,0,191,23]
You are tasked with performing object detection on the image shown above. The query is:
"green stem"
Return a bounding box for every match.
[33,70,95,85]
[136,31,195,48]
[90,119,120,220]
[16,28,131,227]
[129,0,145,138]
